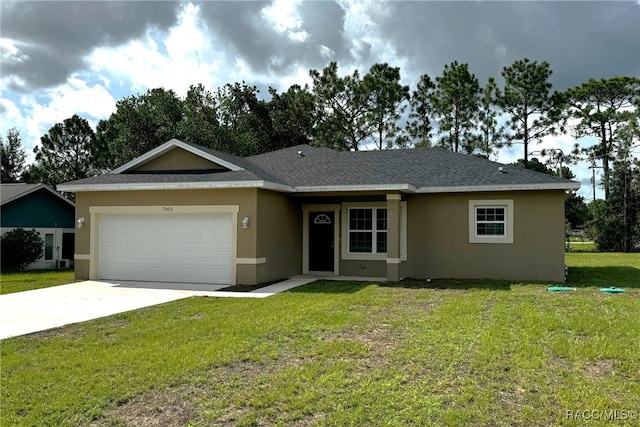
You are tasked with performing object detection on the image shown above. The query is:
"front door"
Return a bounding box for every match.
[309,211,334,272]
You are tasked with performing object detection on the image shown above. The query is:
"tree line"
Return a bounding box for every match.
[2,59,639,251]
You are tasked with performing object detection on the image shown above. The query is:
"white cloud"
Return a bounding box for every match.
[319,45,335,60]
[3,76,115,159]
[288,30,309,43]
[337,0,410,81]
[87,3,223,97]
[262,0,308,42]
[0,39,31,92]
[0,38,30,65]
[277,65,314,92]
[0,98,22,122]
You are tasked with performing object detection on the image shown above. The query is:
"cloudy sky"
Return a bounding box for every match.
[1,0,639,198]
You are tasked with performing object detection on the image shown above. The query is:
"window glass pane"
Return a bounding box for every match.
[477,223,505,236]
[477,207,505,221]
[376,208,387,231]
[487,208,496,221]
[45,234,54,260]
[349,209,372,231]
[349,232,372,253]
[376,232,387,253]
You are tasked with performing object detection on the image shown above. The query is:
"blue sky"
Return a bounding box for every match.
[1,1,639,199]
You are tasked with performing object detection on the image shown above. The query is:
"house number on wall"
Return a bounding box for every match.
[162,206,174,212]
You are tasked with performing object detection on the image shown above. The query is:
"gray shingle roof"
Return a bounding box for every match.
[59,141,580,193]
[248,144,577,189]
[1,184,42,204]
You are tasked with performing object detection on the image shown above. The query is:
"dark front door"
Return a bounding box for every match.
[309,211,334,272]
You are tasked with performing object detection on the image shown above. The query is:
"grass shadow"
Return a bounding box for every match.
[286,280,373,294]
[381,278,513,291]
[286,266,640,294]
[288,278,514,294]
[566,266,640,289]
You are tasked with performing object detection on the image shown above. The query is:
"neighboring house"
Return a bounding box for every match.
[58,139,580,285]
[1,183,75,270]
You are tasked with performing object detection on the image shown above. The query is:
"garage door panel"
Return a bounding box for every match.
[99,213,233,284]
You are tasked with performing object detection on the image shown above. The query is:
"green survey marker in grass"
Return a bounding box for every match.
[1,253,639,426]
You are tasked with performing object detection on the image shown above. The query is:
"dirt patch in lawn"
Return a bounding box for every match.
[585,359,616,378]
[97,385,201,427]
[327,325,396,349]
[27,324,86,340]
[496,387,527,406]
[95,361,275,427]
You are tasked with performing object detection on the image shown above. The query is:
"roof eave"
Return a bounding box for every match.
[416,182,581,193]
[57,180,293,193]
[293,184,417,193]
[58,180,581,194]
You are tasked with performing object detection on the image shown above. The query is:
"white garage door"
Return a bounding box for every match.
[99,213,233,284]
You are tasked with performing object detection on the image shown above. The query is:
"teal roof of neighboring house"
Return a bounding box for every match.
[1,184,75,228]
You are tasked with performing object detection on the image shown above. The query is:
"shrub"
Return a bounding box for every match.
[1,228,44,272]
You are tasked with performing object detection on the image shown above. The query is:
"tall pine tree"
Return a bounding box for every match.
[0,128,26,183]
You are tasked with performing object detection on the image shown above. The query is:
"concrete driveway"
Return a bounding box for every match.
[0,277,315,339]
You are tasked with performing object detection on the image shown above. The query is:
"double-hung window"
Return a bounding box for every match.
[348,208,387,254]
[469,200,514,243]
[476,207,505,236]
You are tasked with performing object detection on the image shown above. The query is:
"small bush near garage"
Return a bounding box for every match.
[1,228,43,272]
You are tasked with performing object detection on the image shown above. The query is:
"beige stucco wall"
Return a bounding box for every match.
[74,188,262,284]
[255,189,302,283]
[74,187,567,285]
[402,190,566,282]
[133,148,227,172]
[339,260,386,277]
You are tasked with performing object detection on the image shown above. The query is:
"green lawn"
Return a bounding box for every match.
[0,269,76,295]
[567,241,596,252]
[1,254,639,426]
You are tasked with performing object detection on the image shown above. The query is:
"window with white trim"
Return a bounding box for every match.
[341,202,407,261]
[348,208,387,254]
[469,200,514,244]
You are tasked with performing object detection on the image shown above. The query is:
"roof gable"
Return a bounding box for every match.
[1,184,75,228]
[111,139,245,174]
[1,183,74,207]
[126,146,231,173]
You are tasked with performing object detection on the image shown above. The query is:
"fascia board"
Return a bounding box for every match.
[292,184,417,193]
[57,180,293,193]
[416,182,581,193]
[57,180,581,194]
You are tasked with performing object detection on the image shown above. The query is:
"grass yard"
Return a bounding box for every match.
[1,253,639,426]
[0,269,76,295]
[567,241,596,252]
